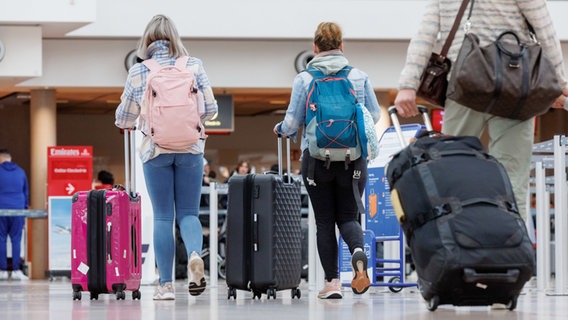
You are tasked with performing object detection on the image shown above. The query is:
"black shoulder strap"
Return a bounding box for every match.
[441,0,472,57]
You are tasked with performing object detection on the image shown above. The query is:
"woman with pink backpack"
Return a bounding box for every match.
[115,14,218,300]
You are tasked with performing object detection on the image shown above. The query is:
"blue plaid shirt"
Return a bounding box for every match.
[115,40,218,162]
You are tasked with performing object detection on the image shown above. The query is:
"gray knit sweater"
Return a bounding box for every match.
[398,0,567,90]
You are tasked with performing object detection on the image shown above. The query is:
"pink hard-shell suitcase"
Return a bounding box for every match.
[71,130,142,300]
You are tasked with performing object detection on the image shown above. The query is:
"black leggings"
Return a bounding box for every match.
[301,150,366,281]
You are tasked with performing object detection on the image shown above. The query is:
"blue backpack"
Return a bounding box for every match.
[305,66,362,165]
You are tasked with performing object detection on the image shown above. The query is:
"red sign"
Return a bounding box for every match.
[47,146,93,196]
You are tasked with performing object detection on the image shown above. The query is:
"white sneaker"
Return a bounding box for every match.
[10,270,29,281]
[491,303,508,310]
[0,270,8,280]
[153,282,175,300]
[188,252,206,296]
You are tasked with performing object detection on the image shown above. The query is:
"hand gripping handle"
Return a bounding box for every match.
[387,105,433,147]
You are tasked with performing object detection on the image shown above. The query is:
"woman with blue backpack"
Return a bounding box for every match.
[274,21,380,299]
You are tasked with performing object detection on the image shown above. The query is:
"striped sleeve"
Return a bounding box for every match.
[398,0,440,90]
[519,0,567,87]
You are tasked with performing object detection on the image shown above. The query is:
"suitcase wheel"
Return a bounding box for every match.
[116,291,126,300]
[132,290,141,300]
[427,295,439,311]
[227,287,237,300]
[291,288,301,299]
[266,288,277,300]
[72,291,82,301]
[252,290,263,300]
[90,292,99,300]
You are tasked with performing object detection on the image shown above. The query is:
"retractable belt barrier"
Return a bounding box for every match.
[0,210,47,218]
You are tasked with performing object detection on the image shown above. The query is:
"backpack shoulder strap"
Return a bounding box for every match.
[335,65,353,78]
[305,68,321,110]
[305,67,325,79]
[142,58,161,72]
[174,56,190,69]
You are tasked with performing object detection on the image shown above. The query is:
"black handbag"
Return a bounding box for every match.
[416,0,471,108]
[447,27,562,120]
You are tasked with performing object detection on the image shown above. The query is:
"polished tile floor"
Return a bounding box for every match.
[2,277,568,320]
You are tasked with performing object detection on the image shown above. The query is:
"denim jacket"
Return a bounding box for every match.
[275,50,381,153]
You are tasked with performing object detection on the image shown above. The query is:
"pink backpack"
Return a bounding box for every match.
[141,56,206,150]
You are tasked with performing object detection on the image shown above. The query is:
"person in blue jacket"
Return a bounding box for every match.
[274,22,380,299]
[0,148,29,281]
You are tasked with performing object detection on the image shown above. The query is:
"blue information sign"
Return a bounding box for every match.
[365,124,423,238]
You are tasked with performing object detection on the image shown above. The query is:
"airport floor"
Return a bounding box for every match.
[2,276,568,320]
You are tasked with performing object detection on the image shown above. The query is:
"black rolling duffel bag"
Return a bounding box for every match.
[385,132,535,311]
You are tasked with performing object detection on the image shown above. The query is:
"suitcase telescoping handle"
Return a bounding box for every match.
[387,105,433,147]
[123,128,136,197]
[277,134,292,181]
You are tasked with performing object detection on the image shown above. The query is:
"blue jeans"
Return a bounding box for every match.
[143,153,204,285]
[0,216,25,270]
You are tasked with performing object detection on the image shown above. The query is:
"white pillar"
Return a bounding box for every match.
[553,135,568,294]
[209,182,218,288]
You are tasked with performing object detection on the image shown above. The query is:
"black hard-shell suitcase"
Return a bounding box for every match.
[225,137,302,299]
[385,106,535,311]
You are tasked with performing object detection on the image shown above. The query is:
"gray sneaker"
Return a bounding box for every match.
[153,282,175,300]
[317,278,343,299]
[0,270,8,281]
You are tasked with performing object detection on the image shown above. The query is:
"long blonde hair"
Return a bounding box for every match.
[314,22,343,52]
[137,14,188,59]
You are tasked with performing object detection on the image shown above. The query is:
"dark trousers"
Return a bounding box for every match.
[301,150,366,281]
